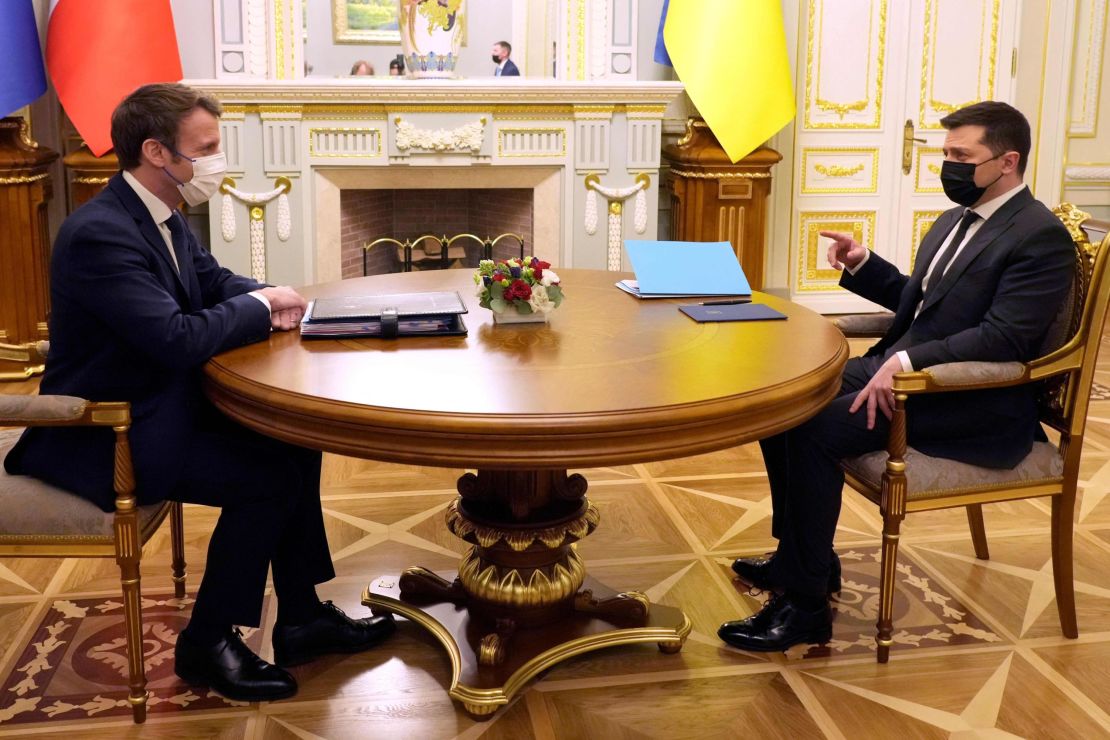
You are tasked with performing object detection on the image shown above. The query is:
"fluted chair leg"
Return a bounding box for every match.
[876,512,904,664]
[115,513,149,723]
[966,504,990,560]
[1052,493,1079,638]
[170,501,186,599]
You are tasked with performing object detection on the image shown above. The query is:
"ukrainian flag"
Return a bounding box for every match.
[661,0,795,162]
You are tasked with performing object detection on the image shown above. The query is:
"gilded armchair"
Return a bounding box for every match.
[835,205,1110,663]
[0,342,186,723]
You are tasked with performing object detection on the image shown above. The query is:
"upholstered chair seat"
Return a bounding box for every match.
[842,440,1063,501]
[0,428,167,538]
[0,341,186,724]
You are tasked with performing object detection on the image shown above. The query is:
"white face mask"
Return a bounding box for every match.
[163,148,227,207]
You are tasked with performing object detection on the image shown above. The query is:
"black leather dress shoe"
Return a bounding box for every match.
[175,628,297,702]
[272,601,396,667]
[731,550,842,593]
[717,594,832,652]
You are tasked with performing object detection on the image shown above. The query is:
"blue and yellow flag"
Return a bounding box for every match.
[660,0,795,162]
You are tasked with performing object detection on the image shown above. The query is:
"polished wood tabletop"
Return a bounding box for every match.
[204,268,849,468]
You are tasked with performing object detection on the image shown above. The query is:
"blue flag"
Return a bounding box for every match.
[654,0,672,66]
[0,0,47,118]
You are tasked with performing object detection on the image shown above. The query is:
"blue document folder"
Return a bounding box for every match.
[679,303,787,323]
[624,240,751,297]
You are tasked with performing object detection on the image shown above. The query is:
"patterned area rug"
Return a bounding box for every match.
[728,546,1001,660]
[0,594,261,726]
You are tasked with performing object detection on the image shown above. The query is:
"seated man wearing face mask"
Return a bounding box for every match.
[4,83,395,701]
[717,101,1075,652]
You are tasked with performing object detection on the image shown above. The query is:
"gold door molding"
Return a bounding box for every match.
[796,211,877,292]
[914,146,945,193]
[919,0,1000,129]
[800,147,880,193]
[909,210,945,268]
[804,0,888,129]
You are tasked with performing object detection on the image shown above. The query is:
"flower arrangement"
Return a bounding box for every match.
[474,257,564,316]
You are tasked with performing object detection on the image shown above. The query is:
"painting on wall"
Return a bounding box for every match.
[333,0,400,44]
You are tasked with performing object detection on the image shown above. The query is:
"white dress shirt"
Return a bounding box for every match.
[120,171,270,311]
[847,182,1027,371]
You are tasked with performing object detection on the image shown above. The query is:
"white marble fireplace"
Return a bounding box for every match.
[194,80,684,289]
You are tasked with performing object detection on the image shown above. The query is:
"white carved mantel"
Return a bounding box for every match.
[192,79,684,287]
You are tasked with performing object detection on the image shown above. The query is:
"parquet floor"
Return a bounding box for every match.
[3,336,1110,738]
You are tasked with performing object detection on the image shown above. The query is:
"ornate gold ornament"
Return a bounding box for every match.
[445,500,599,550]
[814,163,865,177]
[458,547,586,609]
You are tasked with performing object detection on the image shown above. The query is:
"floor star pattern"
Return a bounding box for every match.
[2,335,1110,737]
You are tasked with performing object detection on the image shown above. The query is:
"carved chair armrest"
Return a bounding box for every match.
[0,396,129,427]
[0,341,49,379]
[833,313,894,337]
[890,361,1031,395]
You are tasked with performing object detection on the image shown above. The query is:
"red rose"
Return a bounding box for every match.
[533,267,543,281]
[505,279,532,301]
[492,272,504,281]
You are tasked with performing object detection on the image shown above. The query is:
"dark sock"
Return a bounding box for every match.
[276,592,322,626]
[785,590,827,611]
[181,617,231,647]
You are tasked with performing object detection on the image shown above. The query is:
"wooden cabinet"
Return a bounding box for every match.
[0,117,58,343]
[663,119,780,291]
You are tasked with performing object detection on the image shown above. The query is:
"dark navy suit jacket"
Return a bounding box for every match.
[840,187,1074,467]
[498,59,520,76]
[4,174,272,510]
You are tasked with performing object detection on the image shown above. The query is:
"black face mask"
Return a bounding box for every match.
[940,155,1003,207]
[492,54,501,64]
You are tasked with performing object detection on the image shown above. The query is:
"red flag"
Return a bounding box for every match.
[47,0,183,156]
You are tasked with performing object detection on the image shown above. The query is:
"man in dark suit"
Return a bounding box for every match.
[718,101,1075,651]
[3,83,394,701]
[492,40,520,76]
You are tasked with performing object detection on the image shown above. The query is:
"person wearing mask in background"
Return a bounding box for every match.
[492,40,519,76]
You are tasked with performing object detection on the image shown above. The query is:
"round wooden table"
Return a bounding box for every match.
[204,268,848,717]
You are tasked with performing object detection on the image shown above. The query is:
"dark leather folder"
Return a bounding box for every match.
[300,291,468,338]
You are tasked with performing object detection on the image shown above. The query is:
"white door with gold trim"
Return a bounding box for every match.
[789,0,1019,313]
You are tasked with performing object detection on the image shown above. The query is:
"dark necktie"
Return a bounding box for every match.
[925,209,980,295]
[164,212,186,274]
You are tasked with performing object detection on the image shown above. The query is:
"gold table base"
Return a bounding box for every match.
[363,571,691,718]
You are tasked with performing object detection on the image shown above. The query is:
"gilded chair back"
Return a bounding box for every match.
[1038,207,1110,452]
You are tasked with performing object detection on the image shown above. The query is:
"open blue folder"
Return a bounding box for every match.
[622,240,751,298]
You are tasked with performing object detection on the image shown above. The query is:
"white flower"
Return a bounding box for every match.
[541,269,560,287]
[527,285,554,313]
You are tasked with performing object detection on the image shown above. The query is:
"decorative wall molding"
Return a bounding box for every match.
[1068,0,1107,136]
[1065,165,1110,182]
[394,118,487,153]
[584,173,650,270]
[219,177,293,282]
[308,127,383,158]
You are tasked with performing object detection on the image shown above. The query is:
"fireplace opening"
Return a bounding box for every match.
[341,188,534,277]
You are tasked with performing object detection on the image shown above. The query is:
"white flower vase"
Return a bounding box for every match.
[399,0,466,79]
[492,309,548,324]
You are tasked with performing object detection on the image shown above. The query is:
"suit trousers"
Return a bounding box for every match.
[758,354,1016,596]
[169,405,335,626]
